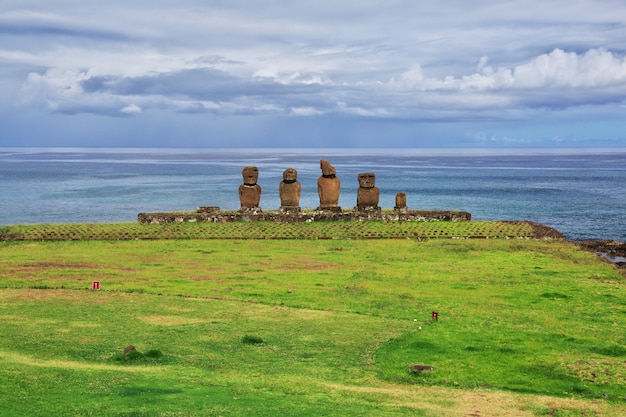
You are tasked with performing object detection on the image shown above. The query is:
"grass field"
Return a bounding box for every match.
[0,220,536,241]
[0,221,625,416]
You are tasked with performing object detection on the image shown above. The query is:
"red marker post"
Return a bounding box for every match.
[431,311,439,321]
[92,281,100,290]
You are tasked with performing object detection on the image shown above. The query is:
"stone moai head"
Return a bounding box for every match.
[358,173,376,188]
[239,166,261,209]
[280,167,301,209]
[320,159,336,177]
[242,166,259,185]
[317,159,340,209]
[283,167,298,183]
[356,172,380,209]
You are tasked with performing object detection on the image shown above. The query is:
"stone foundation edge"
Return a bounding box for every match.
[138,209,472,225]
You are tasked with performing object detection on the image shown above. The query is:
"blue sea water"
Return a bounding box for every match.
[1,147,625,241]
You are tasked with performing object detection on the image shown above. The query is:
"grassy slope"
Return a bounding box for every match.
[0,228,625,416]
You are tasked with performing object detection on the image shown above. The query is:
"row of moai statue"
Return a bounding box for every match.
[238,159,408,211]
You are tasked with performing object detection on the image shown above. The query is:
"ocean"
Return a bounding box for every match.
[1,147,625,241]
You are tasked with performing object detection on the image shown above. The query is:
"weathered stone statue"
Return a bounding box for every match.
[395,192,407,210]
[356,172,380,210]
[279,167,301,211]
[238,166,261,208]
[317,159,341,211]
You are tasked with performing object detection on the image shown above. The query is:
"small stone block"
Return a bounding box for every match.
[197,206,220,213]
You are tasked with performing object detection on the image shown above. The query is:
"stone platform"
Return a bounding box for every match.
[137,208,471,225]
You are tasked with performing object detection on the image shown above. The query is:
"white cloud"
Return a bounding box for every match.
[120,103,141,114]
[17,68,88,109]
[393,49,626,92]
[510,48,626,88]
[15,47,626,119]
[291,107,322,116]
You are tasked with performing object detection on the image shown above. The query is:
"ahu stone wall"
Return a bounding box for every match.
[137,208,471,225]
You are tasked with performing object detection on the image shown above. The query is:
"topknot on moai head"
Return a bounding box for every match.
[242,166,259,185]
[320,159,336,177]
[358,173,376,189]
[282,167,298,183]
[317,159,340,210]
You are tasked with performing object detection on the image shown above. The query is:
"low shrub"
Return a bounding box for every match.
[242,335,264,345]
[113,346,165,362]
[144,349,164,358]
[125,350,145,361]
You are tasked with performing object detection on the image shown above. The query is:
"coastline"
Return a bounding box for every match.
[577,240,626,268]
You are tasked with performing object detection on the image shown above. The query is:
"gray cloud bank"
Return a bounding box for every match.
[17,48,626,118]
[2,1,626,147]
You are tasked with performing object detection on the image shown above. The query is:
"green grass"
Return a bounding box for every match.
[0,220,535,241]
[0,226,625,416]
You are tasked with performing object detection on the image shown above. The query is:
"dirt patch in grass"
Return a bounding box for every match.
[0,350,162,373]
[190,275,219,281]
[562,359,626,386]
[276,259,338,271]
[69,322,101,329]
[11,262,136,274]
[323,382,624,416]
[140,315,206,326]
[7,289,94,301]
[3,288,119,304]
[21,261,101,269]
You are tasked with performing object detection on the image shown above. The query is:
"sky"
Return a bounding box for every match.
[2,1,626,148]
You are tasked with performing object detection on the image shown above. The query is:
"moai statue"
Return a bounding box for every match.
[238,166,261,209]
[395,192,407,211]
[356,172,380,210]
[317,159,341,211]
[279,167,301,211]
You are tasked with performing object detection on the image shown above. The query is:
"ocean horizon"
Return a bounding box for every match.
[2,146,625,242]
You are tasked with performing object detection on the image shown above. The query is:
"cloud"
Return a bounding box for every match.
[3,1,626,146]
[391,48,626,111]
[120,103,141,115]
[291,107,322,116]
[394,49,626,91]
[0,12,130,42]
[477,49,626,90]
[15,47,626,120]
